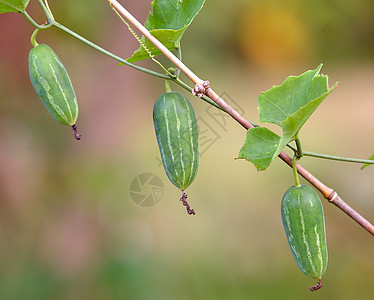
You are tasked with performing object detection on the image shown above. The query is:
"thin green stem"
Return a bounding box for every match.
[22,10,51,29]
[35,18,226,112]
[43,0,55,21]
[36,0,54,21]
[176,46,182,77]
[44,4,374,167]
[247,119,259,128]
[50,20,169,80]
[165,78,172,93]
[20,0,374,235]
[109,0,202,84]
[295,137,303,158]
[292,156,301,187]
[110,3,173,77]
[45,6,374,169]
[304,151,374,165]
[30,28,40,47]
[287,144,374,165]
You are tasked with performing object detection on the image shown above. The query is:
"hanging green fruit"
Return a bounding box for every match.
[28,44,81,140]
[281,184,328,291]
[153,91,198,214]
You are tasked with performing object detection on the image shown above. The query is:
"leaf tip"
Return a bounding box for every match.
[361,155,374,170]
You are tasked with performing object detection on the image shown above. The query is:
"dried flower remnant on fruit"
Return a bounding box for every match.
[180,191,195,215]
[72,124,82,140]
[309,279,323,291]
[192,81,210,98]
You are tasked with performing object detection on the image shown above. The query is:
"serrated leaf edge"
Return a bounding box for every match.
[146,1,205,30]
[126,27,186,63]
[258,64,323,126]
[127,0,205,62]
[236,127,281,171]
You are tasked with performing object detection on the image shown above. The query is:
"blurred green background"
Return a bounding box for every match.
[1,0,374,299]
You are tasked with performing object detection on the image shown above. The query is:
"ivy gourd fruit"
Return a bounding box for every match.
[153,91,198,214]
[281,185,328,291]
[28,44,81,140]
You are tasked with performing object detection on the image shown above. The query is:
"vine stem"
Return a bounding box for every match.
[165,77,172,93]
[31,0,222,110]
[108,0,204,85]
[22,10,51,29]
[36,0,54,21]
[51,20,221,110]
[30,18,220,111]
[30,28,40,47]
[107,0,374,236]
[295,137,303,157]
[50,20,169,80]
[22,0,53,30]
[292,156,301,187]
[287,145,374,165]
[43,0,55,21]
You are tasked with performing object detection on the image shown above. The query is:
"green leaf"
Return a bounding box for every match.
[126,0,205,63]
[239,65,336,170]
[237,127,280,171]
[0,0,30,14]
[361,155,374,170]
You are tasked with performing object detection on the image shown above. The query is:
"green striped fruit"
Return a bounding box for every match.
[281,185,328,283]
[153,92,198,214]
[28,44,81,139]
[153,91,198,190]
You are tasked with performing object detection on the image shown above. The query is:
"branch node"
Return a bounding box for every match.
[192,80,210,98]
[327,190,338,204]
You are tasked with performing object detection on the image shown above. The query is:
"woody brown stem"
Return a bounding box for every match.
[108,0,374,236]
[108,0,203,85]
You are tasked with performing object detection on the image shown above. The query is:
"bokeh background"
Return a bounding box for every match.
[1,0,374,299]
